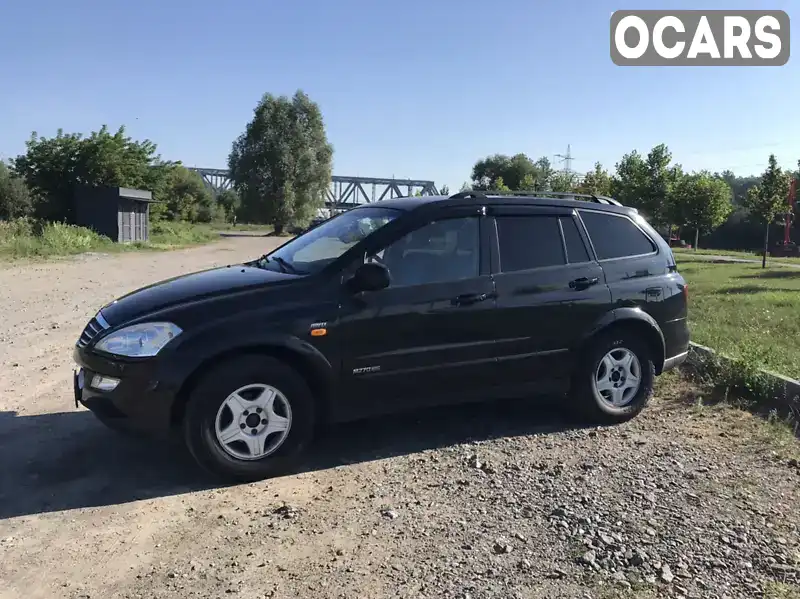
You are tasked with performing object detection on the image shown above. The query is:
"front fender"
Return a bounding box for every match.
[161,328,337,429]
[164,326,334,390]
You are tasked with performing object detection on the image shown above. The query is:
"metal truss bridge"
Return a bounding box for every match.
[189,168,439,207]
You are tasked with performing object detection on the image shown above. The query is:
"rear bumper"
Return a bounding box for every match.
[661,316,690,372]
[662,350,688,372]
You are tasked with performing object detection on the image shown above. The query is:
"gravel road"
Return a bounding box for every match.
[1,237,799,599]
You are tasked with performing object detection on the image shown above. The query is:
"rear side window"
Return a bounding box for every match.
[579,210,656,260]
[560,217,590,263]
[496,216,565,272]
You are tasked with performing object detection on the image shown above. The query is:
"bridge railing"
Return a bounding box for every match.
[188,168,438,205]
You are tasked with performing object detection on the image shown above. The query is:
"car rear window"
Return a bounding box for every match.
[578,210,656,260]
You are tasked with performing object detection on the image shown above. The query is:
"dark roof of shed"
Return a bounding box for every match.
[118,187,156,202]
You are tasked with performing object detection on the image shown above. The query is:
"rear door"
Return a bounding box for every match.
[577,208,688,358]
[489,205,612,390]
[577,208,664,315]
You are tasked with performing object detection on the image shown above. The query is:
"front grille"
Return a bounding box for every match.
[76,312,110,348]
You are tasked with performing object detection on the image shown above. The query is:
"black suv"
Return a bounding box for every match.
[73,191,689,481]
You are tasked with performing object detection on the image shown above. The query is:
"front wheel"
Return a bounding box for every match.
[571,332,655,424]
[184,355,316,482]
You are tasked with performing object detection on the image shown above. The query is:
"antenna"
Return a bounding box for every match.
[555,144,574,175]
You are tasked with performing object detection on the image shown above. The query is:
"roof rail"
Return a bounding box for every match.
[448,191,487,200]
[448,189,624,207]
[483,190,623,207]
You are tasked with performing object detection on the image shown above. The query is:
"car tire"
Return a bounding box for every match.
[184,355,316,482]
[571,331,655,424]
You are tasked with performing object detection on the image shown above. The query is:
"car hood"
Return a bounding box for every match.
[100,264,300,325]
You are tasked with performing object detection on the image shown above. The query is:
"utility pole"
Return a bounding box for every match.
[555,144,573,175]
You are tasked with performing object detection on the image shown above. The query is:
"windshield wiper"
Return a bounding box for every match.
[257,254,306,275]
[272,256,301,274]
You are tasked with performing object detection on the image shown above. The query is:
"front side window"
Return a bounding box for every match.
[259,207,400,274]
[366,217,480,287]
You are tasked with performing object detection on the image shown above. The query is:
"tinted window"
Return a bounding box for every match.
[496,216,565,272]
[560,217,590,263]
[579,210,656,260]
[367,217,480,287]
[265,207,399,274]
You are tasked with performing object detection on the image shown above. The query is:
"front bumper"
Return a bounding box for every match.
[73,346,178,437]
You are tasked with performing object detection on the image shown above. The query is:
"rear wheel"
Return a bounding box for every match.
[571,331,655,424]
[184,355,316,482]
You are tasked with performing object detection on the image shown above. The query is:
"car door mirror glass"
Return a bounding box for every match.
[348,262,391,293]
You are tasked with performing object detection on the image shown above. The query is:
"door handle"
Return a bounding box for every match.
[569,277,599,291]
[452,292,493,306]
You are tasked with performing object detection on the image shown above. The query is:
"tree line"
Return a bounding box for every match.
[463,147,797,255]
[0,90,334,234]
[0,87,796,250]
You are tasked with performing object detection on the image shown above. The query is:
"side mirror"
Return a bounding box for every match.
[348,262,391,293]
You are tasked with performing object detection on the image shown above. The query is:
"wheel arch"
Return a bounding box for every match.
[170,342,335,430]
[578,309,666,374]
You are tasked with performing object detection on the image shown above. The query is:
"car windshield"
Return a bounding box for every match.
[257,207,401,274]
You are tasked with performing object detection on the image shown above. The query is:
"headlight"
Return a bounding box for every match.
[94,322,182,357]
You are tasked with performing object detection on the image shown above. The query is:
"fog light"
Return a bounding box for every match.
[91,374,120,392]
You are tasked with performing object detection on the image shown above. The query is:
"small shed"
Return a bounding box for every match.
[74,186,157,243]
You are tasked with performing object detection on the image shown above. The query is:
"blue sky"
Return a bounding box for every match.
[1,0,797,192]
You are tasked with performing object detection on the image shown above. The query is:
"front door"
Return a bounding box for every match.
[335,210,498,418]
[488,206,612,390]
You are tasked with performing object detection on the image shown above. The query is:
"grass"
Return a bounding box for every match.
[675,256,800,379]
[0,218,270,261]
[673,246,800,265]
[765,582,800,599]
[215,222,273,232]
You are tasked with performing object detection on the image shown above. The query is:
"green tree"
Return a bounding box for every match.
[519,173,536,191]
[13,125,171,222]
[576,163,613,197]
[533,157,554,190]
[671,171,733,249]
[228,90,333,234]
[0,162,34,219]
[216,189,241,223]
[152,166,216,222]
[549,171,578,193]
[471,153,555,191]
[438,185,450,196]
[745,154,792,267]
[459,181,472,192]
[641,144,674,229]
[611,145,676,230]
[471,153,532,190]
[611,150,648,210]
[491,176,512,192]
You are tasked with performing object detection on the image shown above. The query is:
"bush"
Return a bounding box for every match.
[149,220,219,246]
[0,163,34,219]
[0,218,115,258]
[0,217,221,260]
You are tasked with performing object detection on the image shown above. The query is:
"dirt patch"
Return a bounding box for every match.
[0,239,799,598]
